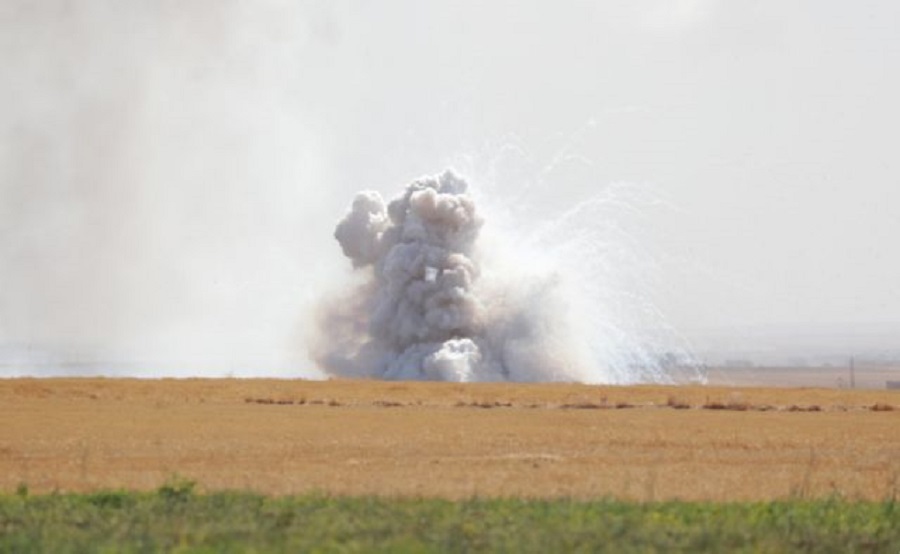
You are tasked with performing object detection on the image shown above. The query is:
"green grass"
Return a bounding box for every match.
[1,485,898,553]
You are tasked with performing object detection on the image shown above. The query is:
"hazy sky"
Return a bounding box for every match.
[2,1,898,374]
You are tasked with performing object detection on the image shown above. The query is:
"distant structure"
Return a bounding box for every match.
[887,381,900,390]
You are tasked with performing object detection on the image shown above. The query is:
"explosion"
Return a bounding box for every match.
[313,170,594,382]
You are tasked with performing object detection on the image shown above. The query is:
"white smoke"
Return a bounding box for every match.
[313,170,644,382]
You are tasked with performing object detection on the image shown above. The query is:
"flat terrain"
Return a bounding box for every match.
[706,364,900,389]
[1,379,898,501]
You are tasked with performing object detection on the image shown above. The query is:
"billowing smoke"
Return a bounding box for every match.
[313,170,602,382]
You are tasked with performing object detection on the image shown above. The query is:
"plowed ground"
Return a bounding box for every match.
[1,379,898,501]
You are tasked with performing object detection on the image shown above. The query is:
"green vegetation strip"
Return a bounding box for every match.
[1,485,898,553]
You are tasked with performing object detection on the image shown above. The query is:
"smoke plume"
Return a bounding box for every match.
[313,170,600,382]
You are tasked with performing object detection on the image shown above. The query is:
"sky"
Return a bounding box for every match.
[1,1,899,375]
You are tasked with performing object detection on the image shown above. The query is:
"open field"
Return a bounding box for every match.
[1,378,898,501]
[706,364,900,389]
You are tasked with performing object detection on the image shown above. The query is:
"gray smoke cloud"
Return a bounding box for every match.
[313,170,596,382]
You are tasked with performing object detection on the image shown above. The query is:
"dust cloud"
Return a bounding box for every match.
[2,3,695,382]
[0,2,331,377]
[313,171,688,383]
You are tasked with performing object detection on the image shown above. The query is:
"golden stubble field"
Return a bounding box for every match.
[1,378,898,501]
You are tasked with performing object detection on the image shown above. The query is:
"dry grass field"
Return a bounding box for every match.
[1,378,898,501]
